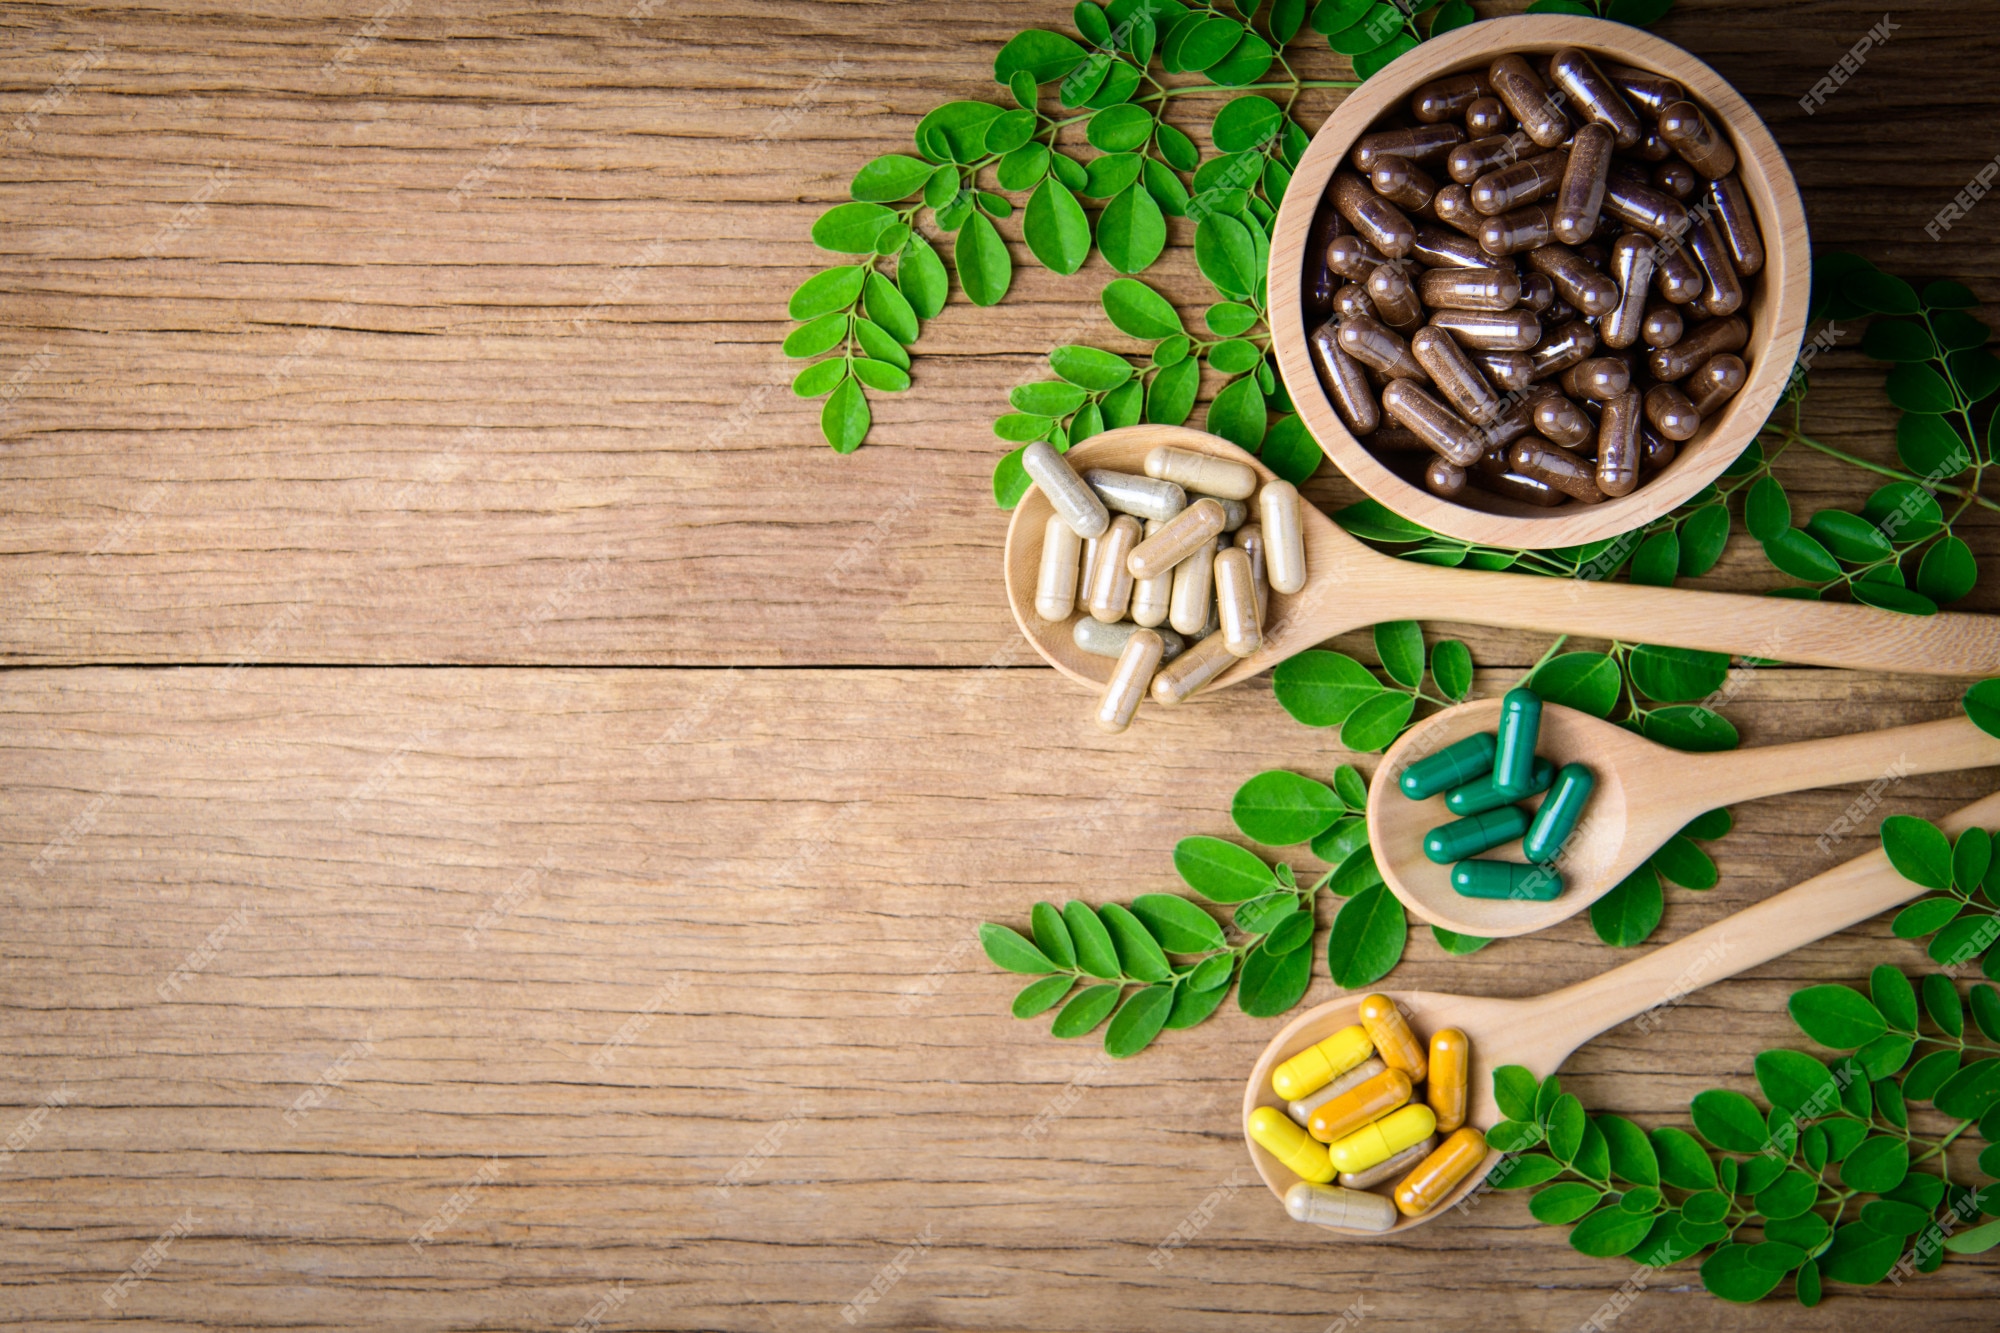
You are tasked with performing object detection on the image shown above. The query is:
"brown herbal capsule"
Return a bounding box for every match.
[1512,437,1608,503]
[1423,456,1468,498]
[1649,315,1747,380]
[1576,238,1611,271]
[1367,263,1427,332]
[1303,204,1347,316]
[1418,265,1522,311]
[1428,307,1543,352]
[1529,386,1595,449]
[1603,63,1684,115]
[1543,296,1578,326]
[1413,224,1489,269]
[1642,300,1685,349]
[1654,241,1706,305]
[1658,101,1735,178]
[1707,173,1765,276]
[1332,172,1415,258]
[1687,352,1748,414]
[1561,355,1632,403]
[1469,458,1568,507]
[1479,204,1554,258]
[1525,245,1619,317]
[1411,326,1504,426]
[1488,54,1570,147]
[1643,383,1701,441]
[1447,131,1535,186]
[1553,123,1613,245]
[1327,234,1385,283]
[1333,282,1374,321]
[1600,232,1656,350]
[1413,72,1493,123]
[1368,426,1430,452]
[1596,388,1643,496]
[1652,158,1698,200]
[1602,175,1690,240]
[1352,124,1466,173]
[1430,185,1485,239]
[1371,155,1437,212]
[1476,350,1536,394]
[1465,96,1507,136]
[1687,213,1745,318]
[1640,425,1677,473]
[1548,47,1643,149]
[1310,319,1382,435]
[1382,378,1487,466]
[1471,149,1570,216]
[1338,313,1426,380]
[1519,271,1556,312]
[1633,128,1673,162]
[1528,318,1598,380]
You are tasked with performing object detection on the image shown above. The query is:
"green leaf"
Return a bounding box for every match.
[994,413,1053,444]
[1493,1067,1539,1122]
[1857,1031,1914,1080]
[1764,528,1841,582]
[1332,765,1367,813]
[1174,836,1277,903]
[1085,103,1152,153]
[851,317,910,370]
[1629,530,1680,587]
[1271,651,1383,727]
[980,922,1056,975]
[1639,706,1739,753]
[1101,378,1142,430]
[1789,984,1887,1050]
[1805,509,1893,563]
[1951,346,2000,402]
[1882,815,1952,890]
[1943,1219,2000,1255]
[993,447,1033,508]
[1194,214,1259,300]
[1924,970,1964,1035]
[1237,939,1313,1017]
[1030,902,1075,970]
[1353,34,1418,80]
[1861,481,1944,542]
[1530,1182,1605,1225]
[784,311,849,359]
[1232,770,1341,846]
[1917,535,1977,603]
[1745,476,1792,542]
[1052,982,1122,1036]
[1323,884,1406,988]
[1332,498,1431,542]
[1860,318,1935,362]
[862,271,920,345]
[1259,414,1321,485]
[790,265,867,320]
[1527,652,1621,717]
[1765,1211,1831,1252]
[1207,338,1262,376]
[1930,308,1991,349]
[1525,0,1596,13]
[1701,1244,1785,1302]
[997,142,1052,191]
[995,30,1089,83]
[1849,580,1937,615]
[1652,836,1718,890]
[1311,0,1373,32]
[1820,1115,1868,1162]
[1629,644,1730,703]
[1013,974,1073,1017]
[1965,678,2000,738]
[1691,1089,1768,1153]
[1213,95,1284,153]
[821,376,871,453]
[1755,1169,1820,1221]
[1023,178,1092,277]
[1187,953,1235,993]
[1819,1221,1903,1286]
[1264,908,1316,955]
[1596,1115,1660,1186]
[792,358,848,399]
[1905,1047,1962,1101]
[1099,902,1172,982]
[1104,983,1174,1056]
[1062,900,1120,980]
[1487,1119,1543,1155]
[1310,814,1367,866]
[955,211,1012,306]
[1845,268,1921,315]
[1678,503,1730,577]
[1839,1136,1909,1194]
[1012,380,1090,416]
[1429,639,1473,701]
[1572,1204,1658,1259]
[1896,413,1971,477]
[1096,184,1166,274]
[1934,1056,2000,1119]
[850,357,909,392]
[1591,866,1663,947]
[851,154,934,203]
[812,201,898,254]
[897,236,948,319]
[1205,301,1258,336]
[1681,1190,1729,1226]
[1547,1094,1586,1161]
[1431,0,1478,34]
[1369,621,1424,690]
[1236,893,1298,935]
[1049,346,1134,393]
[1490,1153,1563,1189]
[1164,975,1229,1029]
[1972,982,2000,1041]
[1681,808,1733,841]
[1327,843,1384,897]
[1130,894,1226,953]
[1200,374,1265,452]
[1145,355,1199,426]
[1340,691,1416,753]
[1886,362,1955,413]
[1871,964,1919,1031]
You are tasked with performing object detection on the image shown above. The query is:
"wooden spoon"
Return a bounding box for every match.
[1003,426,2000,695]
[1242,789,2000,1237]
[1369,698,2000,938]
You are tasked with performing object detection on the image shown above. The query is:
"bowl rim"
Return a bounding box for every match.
[1267,14,1811,549]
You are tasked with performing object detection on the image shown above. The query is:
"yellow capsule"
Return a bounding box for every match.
[1248,1105,1335,1183]
[1095,628,1164,735]
[1285,1181,1399,1232]
[1214,547,1261,658]
[1086,514,1142,623]
[1308,1067,1414,1144]
[1327,1103,1438,1174]
[1168,535,1218,637]
[1034,514,1082,621]
[1394,1126,1489,1217]
[1126,498,1226,581]
[1258,480,1306,596]
[1427,1028,1470,1133]
[1339,1135,1436,1190]
[1286,1055,1387,1128]
[1270,1024,1373,1101]
[1144,445,1257,501]
[1358,994,1427,1082]
[1149,629,1237,705]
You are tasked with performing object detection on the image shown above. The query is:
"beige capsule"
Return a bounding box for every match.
[1478,204,1553,257]
[1095,628,1165,734]
[1465,96,1507,136]
[1412,223,1490,268]
[1411,326,1504,427]
[1086,514,1142,622]
[1561,355,1632,404]
[1285,1181,1399,1233]
[1333,282,1374,321]
[1603,63,1684,115]
[1332,171,1416,259]
[1259,480,1307,595]
[1214,547,1261,658]
[1602,175,1689,241]
[1511,437,1607,503]
[1034,513,1083,621]
[1073,615,1184,661]
[1428,185,1486,240]
[1234,523,1269,625]
[1548,47,1643,149]
[1129,519,1174,629]
[1366,263,1427,332]
[1338,313,1426,378]
[1309,319,1381,435]
[1427,307,1543,352]
[1168,535,1218,637]
[1022,440,1109,538]
[1687,213,1745,317]
[1528,318,1599,380]
[1447,130,1535,186]
[1707,172,1765,276]
[1596,387,1644,497]
[1489,54,1570,147]
[1642,300,1685,349]
[1658,100,1735,178]
[1084,468,1185,522]
[1688,352,1749,414]
[1600,232,1656,350]
[1424,456,1468,498]
[1078,534,1100,603]
[1370,155,1437,212]
[1524,245,1619,318]
[1470,148,1569,216]
[1476,350,1536,394]
[1383,378,1486,467]
[1412,72,1492,123]
[1643,383,1701,441]
[1150,629,1238,704]
[1530,386,1595,450]
[1351,123,1465,172]
[1553,123,1614,245]
[1326,233,1385,283]
[1144,445,1258,501]
[1339,1136,1438,1191]
[1206,496,1250,532]
[1655,239,1707,305]
[1418,265,1522,311]
[1649,315,1747,380]
[1127,497,1227,580]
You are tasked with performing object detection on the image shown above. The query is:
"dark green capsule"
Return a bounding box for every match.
[1398,732,1497,801]
[1452,859,1564,901]
[1523,762,1596,863]
[1444,757,1556,816]
[1493,687,1543,796]
[1424,806,1531,864]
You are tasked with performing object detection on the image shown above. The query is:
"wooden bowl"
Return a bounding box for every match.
[1268,15,1810,549]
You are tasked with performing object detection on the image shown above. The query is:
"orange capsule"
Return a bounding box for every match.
[1358,994,1427,1083]
[1394,1126,1489,1217]
[1427,1028,1471,1133]
[1308,1067,1414,1143]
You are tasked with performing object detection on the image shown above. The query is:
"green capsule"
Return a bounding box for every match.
[1398,732,1497,800]
[1444,757,1556,815]
[1523,762,1596,863]
[1493,687,1543,795]
[1451,859,1564,901]
[1424,806,1531,864]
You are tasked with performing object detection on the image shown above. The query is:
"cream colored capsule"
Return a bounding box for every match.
[1169,536,1218,637]
[1259,481,1306,595]
[1127,498,1227,581]
[1234,524,1269,626]
[1286,1056,1389,1128]
[1022,440,1108,538]
[1078,534,1101,603]
[1073,616,1184,661]
[1095,628,1164,734]
[1034,514,1082,621]
[1085,468,1186,522]
[1129,519,1173,628]
[1204,496,1250,532]
[1338,1135,1436,1190]
[1284,1181,1399,1233]
[1214,547,1261,658]
[1086,514,1141,623]
[1151,630,1236,704]
[1144,445,1258,501]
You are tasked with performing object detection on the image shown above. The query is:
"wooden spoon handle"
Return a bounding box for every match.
[1687,715,2000,809]
[1515,789,2000,1068]
[1379,563,2000,676]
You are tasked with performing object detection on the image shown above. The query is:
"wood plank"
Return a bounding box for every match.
[2,667,1994,1328]
[3,1,1999,664]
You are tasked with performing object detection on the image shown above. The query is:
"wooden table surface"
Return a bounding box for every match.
[4,1,1999,1328]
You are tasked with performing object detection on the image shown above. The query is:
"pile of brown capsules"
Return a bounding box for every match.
[1023,440,1308,733]
[1301,47,1764,510]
